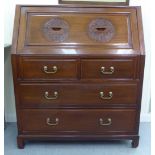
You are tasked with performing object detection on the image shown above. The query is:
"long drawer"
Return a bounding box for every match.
[18,83,138,108]
[20,109,137,134]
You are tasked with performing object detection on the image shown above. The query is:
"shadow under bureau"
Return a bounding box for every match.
[11,5,145,149]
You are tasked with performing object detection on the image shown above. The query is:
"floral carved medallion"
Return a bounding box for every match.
[88,18,115,42]
[42,18,69,42]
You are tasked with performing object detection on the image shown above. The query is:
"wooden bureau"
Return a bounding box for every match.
[11,5,145,148]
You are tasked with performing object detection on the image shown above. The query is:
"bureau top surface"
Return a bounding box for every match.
[12,5,145,55]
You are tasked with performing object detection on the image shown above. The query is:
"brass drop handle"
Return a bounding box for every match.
[44,91,58,100]
[43,66,58,74]
[101,66,114,74]
[46,117,59,126]
[99,118,112,126]
[100,91,113,100]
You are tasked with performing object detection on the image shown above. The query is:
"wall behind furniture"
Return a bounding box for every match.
[4,0,151,122]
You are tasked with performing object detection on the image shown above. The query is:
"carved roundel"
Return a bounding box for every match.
[88,18,115,42]
[42,18,69,42]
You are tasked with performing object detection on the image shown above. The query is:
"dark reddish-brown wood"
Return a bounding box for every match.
[20,109,137,133]
[132,136,140,148]
[17,136,25,149]
[11,5,145,149]
[18,57,79,80]
[18,82,138,108]
[81,58,137,79]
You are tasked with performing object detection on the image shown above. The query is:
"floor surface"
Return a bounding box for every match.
[4,122,150,155]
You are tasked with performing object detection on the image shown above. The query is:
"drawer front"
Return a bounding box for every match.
[20,109,137,133]
[19,57,78,80]
[19,83,138,108]
[81,58,137,79]
[17,7,140,53]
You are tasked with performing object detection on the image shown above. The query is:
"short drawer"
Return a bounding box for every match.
[18,57,78,80]
[19,83,138,108]
[81,58,137,79]
[20,109,137,133]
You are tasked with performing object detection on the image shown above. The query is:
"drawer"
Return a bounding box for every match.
[20,109,137,133]
[81,58,137,79]
[18,57,78,80]
[19,83,138,108]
